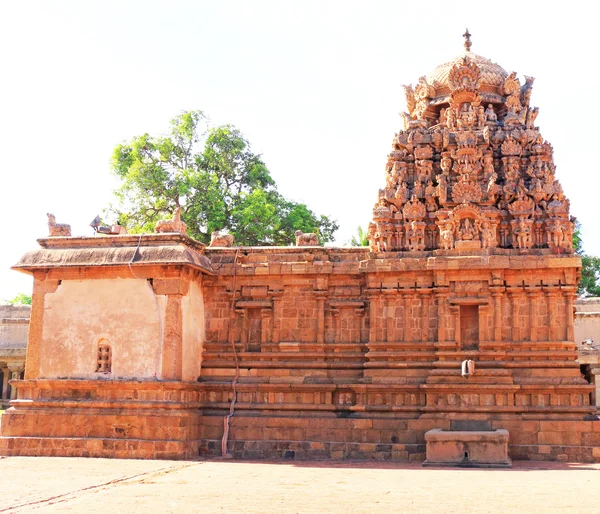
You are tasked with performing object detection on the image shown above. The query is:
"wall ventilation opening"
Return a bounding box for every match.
[96,342,112,373]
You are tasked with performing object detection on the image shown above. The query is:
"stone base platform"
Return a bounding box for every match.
[198,414,600,463]
[423,428,511,468]
[0,437,197,460]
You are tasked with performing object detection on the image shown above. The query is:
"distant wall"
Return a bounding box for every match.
[575,298,600,344]
[0,305,30,350]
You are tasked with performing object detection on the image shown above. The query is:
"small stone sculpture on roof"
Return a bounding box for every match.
[47,213,71,237]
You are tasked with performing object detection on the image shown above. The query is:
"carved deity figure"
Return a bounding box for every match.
[485,104,497,124]
[548,219,564,249]
[425,181,437,212]
[483,153,494,180]
[396,182,410,204]
[458,103,475,128]
[435,173,448,204]
[440,153,452,175]
[477,105,486,128]
[445,107,457,129]
[438,108,447,127]
[440,222,455,250]
[480,221,495,248]
[513,218,532,249]
[407,221,425,251]
[413,181,425,199]
[458,218,477,240]
[367,222,379,252]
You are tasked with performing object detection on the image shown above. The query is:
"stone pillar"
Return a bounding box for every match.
[368,294,379,343]
[435,291,448,342]
[591,367,600,410]
[508,289,520,342]
[271,293,282,344]
[331,308,340,343]
[152,278,189,380]
[25,274,60,379]
[261,308,272,345]
[1,368,9,400]
[400,291,413,342]
[238,308,248,349]
[8,363,25,400]
[420,291,430,342]
[527,290,537,342]
[478,304,489,343]
[315,293,327,345]
[383,290,397,343]
[450,305,461,347]
[544,287,559,341]
[490,288,504,342]
[563,289,577,342]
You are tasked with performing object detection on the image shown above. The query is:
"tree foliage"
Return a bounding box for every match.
[108,111,338,245]
[574,222,600,297]
[6,293,32,305]
[349,226,369,247]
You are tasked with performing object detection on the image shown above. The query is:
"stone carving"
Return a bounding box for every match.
[155,207,187,235]
[47,213,71,237]
[406,220,425,251]
[479,220,496,249]
[402,195,426,221]
[485,104,497,124]
[209,231,235,247]
[439,222,455,250]
[511,217,533,250]
[294,230,319,246]
[367,222,379,252]
[366,34,572,254]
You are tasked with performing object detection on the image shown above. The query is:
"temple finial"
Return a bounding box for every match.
[463,28,472,52]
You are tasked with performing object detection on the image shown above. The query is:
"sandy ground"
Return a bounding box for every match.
[1,457,599,513]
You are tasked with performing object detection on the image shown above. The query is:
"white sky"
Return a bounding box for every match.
[1,0,599,301]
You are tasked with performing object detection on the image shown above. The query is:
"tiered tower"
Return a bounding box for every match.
[368,31,573,256]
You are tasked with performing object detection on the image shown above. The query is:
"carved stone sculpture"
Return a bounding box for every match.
[439,222,455,250]
[155,207,187,235]
[367,222,379,253]
[209,230,235,247]
[47,213,71,237]
[294,230,319,246]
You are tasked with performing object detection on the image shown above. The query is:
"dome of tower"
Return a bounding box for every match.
[426,51,509,100]
[427,52,508,89]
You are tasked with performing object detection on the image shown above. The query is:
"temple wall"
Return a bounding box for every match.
[38,278,165,379]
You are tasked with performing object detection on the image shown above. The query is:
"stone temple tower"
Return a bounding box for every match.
[1,32,597,463]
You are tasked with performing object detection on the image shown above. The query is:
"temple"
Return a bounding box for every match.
[1,33,598,463]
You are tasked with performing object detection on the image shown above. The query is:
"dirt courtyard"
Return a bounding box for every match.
[2,457,599,513]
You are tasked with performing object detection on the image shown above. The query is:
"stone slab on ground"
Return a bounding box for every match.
[1,457,599,513]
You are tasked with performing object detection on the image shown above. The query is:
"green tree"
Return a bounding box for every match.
[6,293,32,305]
[574,222,600,297]
[108,110,338,245]
[348,226,368,246]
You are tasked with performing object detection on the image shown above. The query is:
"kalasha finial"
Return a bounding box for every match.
[463,28,472,52]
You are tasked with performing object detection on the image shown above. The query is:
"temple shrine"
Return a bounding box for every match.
[1,32,598,463]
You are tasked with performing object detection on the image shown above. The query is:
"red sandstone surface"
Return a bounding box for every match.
[2,457,599,513]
